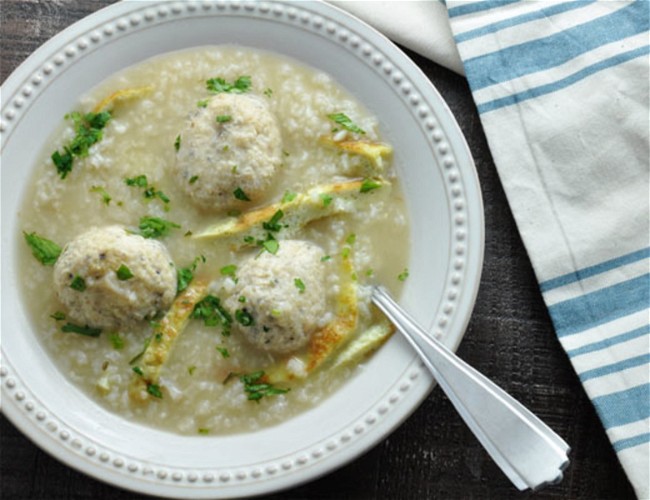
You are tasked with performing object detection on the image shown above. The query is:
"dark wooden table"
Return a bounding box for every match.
[0,2,637,499]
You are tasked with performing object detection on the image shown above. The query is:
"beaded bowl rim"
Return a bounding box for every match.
[0,1,484,498]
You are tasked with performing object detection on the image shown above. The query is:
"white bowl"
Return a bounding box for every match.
[0,1,484,497]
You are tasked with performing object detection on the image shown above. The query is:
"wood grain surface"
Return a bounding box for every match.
[0,1,637,499]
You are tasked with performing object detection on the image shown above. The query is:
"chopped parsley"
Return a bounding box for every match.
[146,384,163,399]
[125,175,148,188]
[360,178,382,193]
[294,278,305,293]
[132,366,144,376]
[188,365,197,375]
[262,238,279,255]
[216,346,230,358]
[216,114,232,123]
[198,428,210,435]
[206,75,252,94]
[61,323,101,337]
[398,268,410,282]
[126,175,170,204]
[262,210,284,232]
[50,311,66,321]
[235,308,254,327]
[346,233,356,245]
[109,333,124,350]
[138,216,180,239]
[191,295,232,335]
[197,99,209,108]
[174,135,181,152]
[189,175,199,184]
[321,255,332,262]
[51,110,112,178]
[281,190,297,203]
[233,187,251,201]
[115,264,134,281]
[320,193,333,207]
[220,264,237,278]
[239,371,289,402]
[238,296,247,303]
[70,275,87,292]
[327,112,365,135]
[177,255,205,293]
[23,232,61,266]
[263,88,273,97]
[90,185,112,205]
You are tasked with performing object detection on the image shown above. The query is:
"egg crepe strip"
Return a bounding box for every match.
[318,136,393,169]
[129,280,208,402]
[92,85,154,113]
[264,246,359,384]
[192,178,391,243]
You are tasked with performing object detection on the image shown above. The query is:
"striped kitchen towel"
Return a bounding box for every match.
[338,0,649,495]
[444,0,650,497]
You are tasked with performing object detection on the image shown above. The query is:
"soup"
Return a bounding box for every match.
[18,46,409,435]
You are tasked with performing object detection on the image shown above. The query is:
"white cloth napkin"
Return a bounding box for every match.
[335,1,650,498]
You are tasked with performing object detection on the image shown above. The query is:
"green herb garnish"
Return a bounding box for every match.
[116,264,134,281]
[360,178,382,193]
[197,99,209,108]
[51,110,112,178]
[191,295,232,335]
[198,428,210,435]
[233,187,251,201]
[235,308,254,327]
[109,333,124,350]
[177,256,205,294]
[50,311,66,321]
[239,371,289,402]
[70,275,87,292]
[132,366,144,376]
[138,216,180,239]
[146,383,163,399]
[189,175,199,184]
[327,112,365,135]
[216,114,232,123]
[125,175,148,188]
[262,238,279,255]
[61,323,101,337]
[129,337,151,364]
[174,134,181,152]
[216,346,230,358]
[294,278,305,293]
[220,264,237,278]
[346,233,356,245]
[188,365,197,375]
[263,88,273,97]
[398,268,410,282]
[281,190,297,203]
[262,210,284,232]
[23,232,62,266]
[90,185,112,205]
[320,193,333,207]
[206,75,252,94]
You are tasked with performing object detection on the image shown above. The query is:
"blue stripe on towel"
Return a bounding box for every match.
[549,274,650,338]
[454,1,595,43]
[447,0,520,18]
[613,432,650,452]
[579,354,650,382]
[540,247,650,292]
[464,2,649,91]
[566,325,650,358]
[592,384,650,428]
[477,45,650,113]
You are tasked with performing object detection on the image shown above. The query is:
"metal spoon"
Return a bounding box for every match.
[371,285,570,491]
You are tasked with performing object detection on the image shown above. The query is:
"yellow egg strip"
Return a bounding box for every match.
[129,281,208,402]
[92,85,154,113]
[329,315,395,370]
[319,136,393,169]
[193,178,391,243]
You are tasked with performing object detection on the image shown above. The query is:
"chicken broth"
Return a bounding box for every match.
[18,46,410,435]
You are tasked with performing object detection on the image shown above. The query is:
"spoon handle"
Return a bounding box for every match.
[371,286,570,491]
